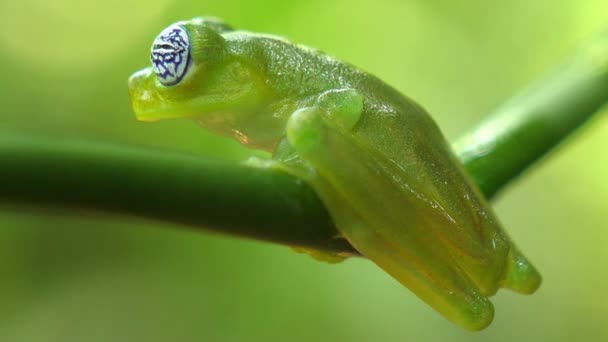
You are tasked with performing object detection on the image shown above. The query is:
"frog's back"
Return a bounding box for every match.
[224,32,406,100]
[225,33,460,197]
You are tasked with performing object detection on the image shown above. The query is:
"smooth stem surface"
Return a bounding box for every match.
[1,33,607,255]
[454,32,608,198]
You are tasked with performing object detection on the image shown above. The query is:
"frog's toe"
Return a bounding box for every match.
[458,295,495,331]
[501,248,542,294]
[286,107,325,155]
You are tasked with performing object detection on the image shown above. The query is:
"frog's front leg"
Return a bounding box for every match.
[284,88,494,331]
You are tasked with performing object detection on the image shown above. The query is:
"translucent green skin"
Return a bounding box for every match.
[128,17,541,330]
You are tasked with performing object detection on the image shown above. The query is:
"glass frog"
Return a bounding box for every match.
[128,17,541,330]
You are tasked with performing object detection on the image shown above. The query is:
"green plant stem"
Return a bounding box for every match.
[1,33,607,255]
[454,33,608,198]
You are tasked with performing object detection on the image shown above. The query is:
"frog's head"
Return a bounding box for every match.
[128,18,270,122]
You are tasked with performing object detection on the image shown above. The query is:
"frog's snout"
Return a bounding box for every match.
[128,68,153,100]
[128,68,161,122]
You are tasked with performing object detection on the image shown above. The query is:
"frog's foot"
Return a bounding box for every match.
[243,153,349,263]
[286,103,494,330]
[246,145,349,265]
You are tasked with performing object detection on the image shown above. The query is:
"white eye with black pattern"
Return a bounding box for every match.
[150,25,191,86]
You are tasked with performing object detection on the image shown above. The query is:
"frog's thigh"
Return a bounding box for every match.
[286,107,493,331]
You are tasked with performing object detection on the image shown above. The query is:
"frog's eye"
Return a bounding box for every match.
[150,25,191,86]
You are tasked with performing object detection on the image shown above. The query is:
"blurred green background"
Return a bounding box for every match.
[1,0,608,341]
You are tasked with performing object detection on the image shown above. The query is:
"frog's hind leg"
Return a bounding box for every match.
[286,104,494,330]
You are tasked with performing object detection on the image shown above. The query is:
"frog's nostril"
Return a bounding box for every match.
[128,68,152,92]
[128,68,159,120]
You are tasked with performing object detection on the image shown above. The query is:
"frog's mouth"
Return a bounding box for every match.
[128,65,272,123]
[128,67,210,122]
